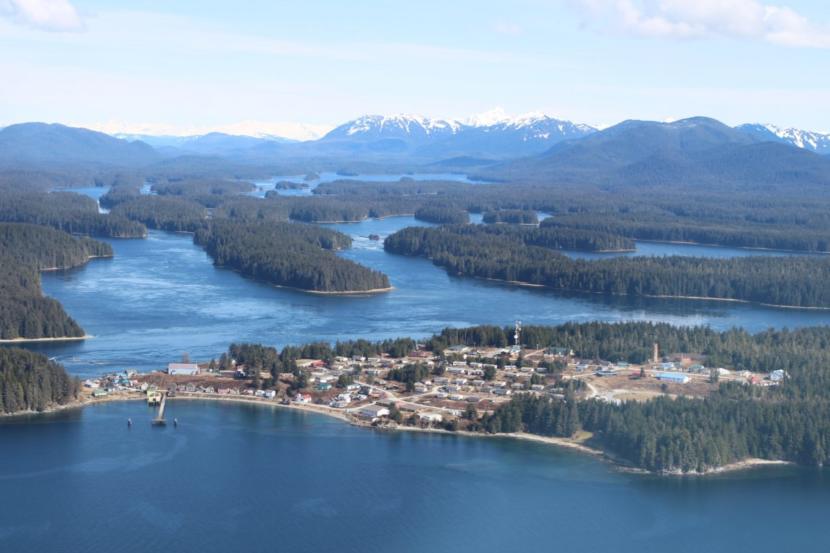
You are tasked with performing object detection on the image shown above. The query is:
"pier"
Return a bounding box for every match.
[152,392,167,426]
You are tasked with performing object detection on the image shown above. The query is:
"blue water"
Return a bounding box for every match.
[8,189,830,552]
[27,216,830,377]
[63,186,110,213]
[1,401,827,553]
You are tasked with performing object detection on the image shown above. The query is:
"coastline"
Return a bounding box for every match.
[0,334,91,344]
[637,239,830,256]
[39,254,115,272]
[305,286,394,295]
[470,276,830,311]
[7,392,794,476]
[208,262,393,296]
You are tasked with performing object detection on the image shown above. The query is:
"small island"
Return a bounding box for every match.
[194,220,391,293]
[384,225,830,308]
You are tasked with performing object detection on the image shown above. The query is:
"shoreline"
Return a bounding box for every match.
[637,239,830,256]
[9,392,794,477]
[467,275,830,311]
[39,254,115,273]
[305,286,394,296]
[208,261,393,296]
[0,334,91,344]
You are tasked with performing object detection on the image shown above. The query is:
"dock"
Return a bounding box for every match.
[152,393,167,426]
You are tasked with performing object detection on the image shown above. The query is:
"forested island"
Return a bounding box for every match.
[0,223,111,340]
[194,220,391,293]
[0,191,146,238]
[110,196,208,232]
[482,209,538,225]
[414,205,469,224]
[384,225,830,308]
[312,178,830,253]
[0,348,79,414]
[540,215,830,254]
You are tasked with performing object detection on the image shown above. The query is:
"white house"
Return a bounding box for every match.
[359,405,390,420]
[418,412,443,423]
[168,363,200,376]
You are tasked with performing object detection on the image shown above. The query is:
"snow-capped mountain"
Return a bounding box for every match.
[320,111,596,158]
[323,114,462,142]
[736,124,830,155]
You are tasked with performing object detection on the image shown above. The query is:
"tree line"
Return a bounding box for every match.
[0,191,146,238]
[0,223,111,340]
[194,220,390,293]
[384,225,830,308]
[414,205,469,224]
[482,209,538,225]
[0,348,79,414]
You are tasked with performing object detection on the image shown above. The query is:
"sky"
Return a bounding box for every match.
[0,0,829,139]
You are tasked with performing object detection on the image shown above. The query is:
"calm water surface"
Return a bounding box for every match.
[1,401,827,553]
[7,190,830,552]
[27,216,830,377]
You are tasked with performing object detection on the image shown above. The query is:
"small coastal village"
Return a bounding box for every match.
[81,323,785,434]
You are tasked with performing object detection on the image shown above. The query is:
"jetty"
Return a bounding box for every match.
[152,392,167,426]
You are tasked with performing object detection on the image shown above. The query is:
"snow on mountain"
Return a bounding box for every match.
[736,123,830,155]
[326,114,462,141]
[323,111,596,155]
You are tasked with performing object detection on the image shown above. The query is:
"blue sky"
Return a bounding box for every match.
[1,0,828,138]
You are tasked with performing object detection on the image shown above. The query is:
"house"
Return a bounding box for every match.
[418,412,443,423]
[293,393,311,404]
[316,382,332,391]
[359,405,390,420]
[770,369,787,382]
[656,372,690,384]
[168,363,200,376]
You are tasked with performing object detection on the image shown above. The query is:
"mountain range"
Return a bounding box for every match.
[1,115,829,190]
[734,124,830,155]
[490,117,830,189]
[0,122,159,167]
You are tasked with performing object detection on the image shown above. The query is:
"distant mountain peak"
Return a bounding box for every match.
[736,123,830,155]
[339,114,462,138]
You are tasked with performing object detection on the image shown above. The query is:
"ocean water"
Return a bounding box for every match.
[1,401,827,553]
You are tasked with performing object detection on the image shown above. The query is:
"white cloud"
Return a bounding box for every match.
[568,0,830,48]
[0,0,83,32]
